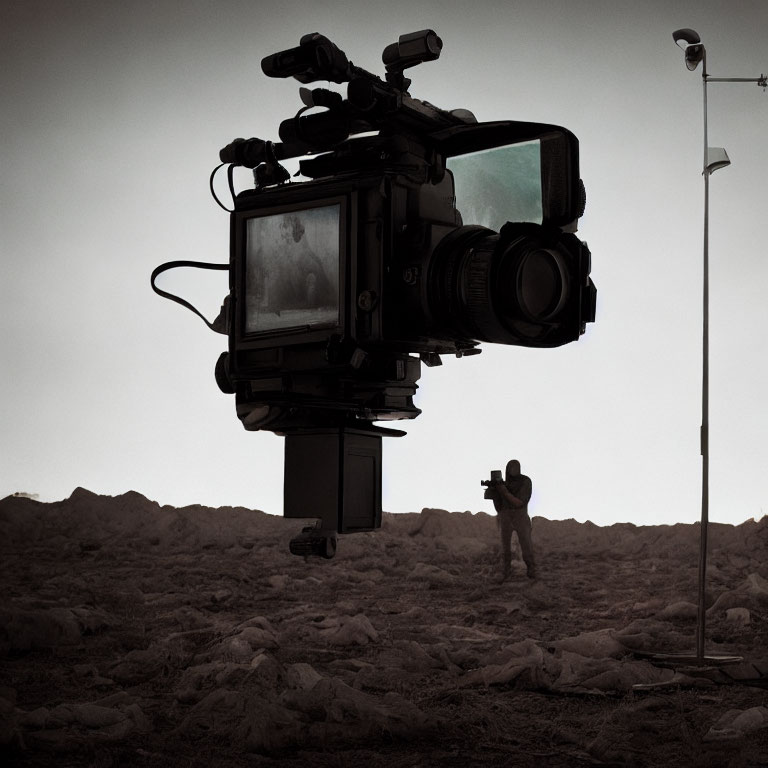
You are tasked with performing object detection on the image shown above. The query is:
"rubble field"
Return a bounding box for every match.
[1,489,766,767]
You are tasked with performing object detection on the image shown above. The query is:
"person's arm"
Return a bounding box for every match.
[496,483,524,508]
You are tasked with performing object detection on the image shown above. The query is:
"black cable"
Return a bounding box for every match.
[150,260,229,332]
[209,163,235,212]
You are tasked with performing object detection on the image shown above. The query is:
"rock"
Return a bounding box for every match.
[124,703,152,733]
[718,661,765,683]
[98,718,135,741]
[587,732,640,765]
[70,605,114,635]
[0,695,19,746]
[177,688,244,734]
[376,600,406,615]
[492,599,525,615]
[408,508,495,545]
[236,625,279,650]
[214,620,280,661]
[26,728,72,751]
[267,574,288,591]
[109,646,165,684]
[363,646,436,686]
[752,658,768,677]
[73,663,96,677]
[19,707,51,730]
[576,659,674,692]
[725,607,750,624]
[405,562,457,587]
[462,639,678,694]
[169,605,211,631]
[393,640,443,670]
[548,629,627,659]
[335,599,363,613]
[0,607,81,653]
[92,691,135,708]
[431,623,500,646]
[327,658,376,685]
[552,651,601,691]
[461,638,545,687]
[48,704,75,725]
[237,615,279,635]
[631,597,665,613]
[282,676,437,741]
[614,617,708,656]
[743,572,768,600]
[658,601,698,620]
[250,652,276,671]
[707,590,748,615]
[178,657,283,705]
[727,553,751,570]
[342,569,385,585]
[704,706,768,741]
[554,651,675,693]
[316,614,379,646]
[284,662,323,691]
[613,632,654,652]
[176,688,300,755]
[72,703,128,729]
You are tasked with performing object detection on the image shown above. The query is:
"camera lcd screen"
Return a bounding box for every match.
[447,140,542,231]
[243,204,341,334]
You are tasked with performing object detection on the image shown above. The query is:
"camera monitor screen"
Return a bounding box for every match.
[243,204,341,334]
[446,140,543,232]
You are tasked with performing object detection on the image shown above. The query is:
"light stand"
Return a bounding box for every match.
[659,28,765,667]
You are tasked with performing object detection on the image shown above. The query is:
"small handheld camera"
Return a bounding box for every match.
[152,30,596,556]
[481,470,504,488]
[481,469,503,499]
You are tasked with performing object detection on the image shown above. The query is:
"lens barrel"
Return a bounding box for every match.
[427,223,591,348]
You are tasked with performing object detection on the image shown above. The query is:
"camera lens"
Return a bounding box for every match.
[427,223,584,348]
[512,246,567,322]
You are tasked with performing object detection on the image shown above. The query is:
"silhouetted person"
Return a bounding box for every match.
[486,459,535,580]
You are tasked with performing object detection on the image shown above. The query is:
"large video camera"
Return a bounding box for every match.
[152,30,596,556]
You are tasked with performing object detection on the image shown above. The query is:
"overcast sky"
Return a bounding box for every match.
[2,0,766,527]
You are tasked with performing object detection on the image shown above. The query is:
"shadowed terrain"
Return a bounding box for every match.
[1,489,767,766]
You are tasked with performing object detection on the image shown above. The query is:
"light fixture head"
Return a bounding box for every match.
[672,28,705,71]
[706,147,731,175]
[673,28,701,47]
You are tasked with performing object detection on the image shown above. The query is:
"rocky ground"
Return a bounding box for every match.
[1,488,767,767]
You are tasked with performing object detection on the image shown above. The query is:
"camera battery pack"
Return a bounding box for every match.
[284,428,382,533]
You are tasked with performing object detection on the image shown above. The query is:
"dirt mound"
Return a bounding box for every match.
[0,488,285,551]
[1,491,767,766]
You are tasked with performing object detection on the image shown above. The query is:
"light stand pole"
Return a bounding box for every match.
[672,28,766,664]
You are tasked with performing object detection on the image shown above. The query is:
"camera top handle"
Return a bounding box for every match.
[220,31,474,173]
[260,32,353,84]
[261,30,443,88]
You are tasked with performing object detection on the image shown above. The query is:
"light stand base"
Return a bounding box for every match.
[631,651,744,691]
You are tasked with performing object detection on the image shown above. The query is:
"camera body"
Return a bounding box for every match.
[481,470,504,488]
[219,121,595,434]
[481,469,504,499]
